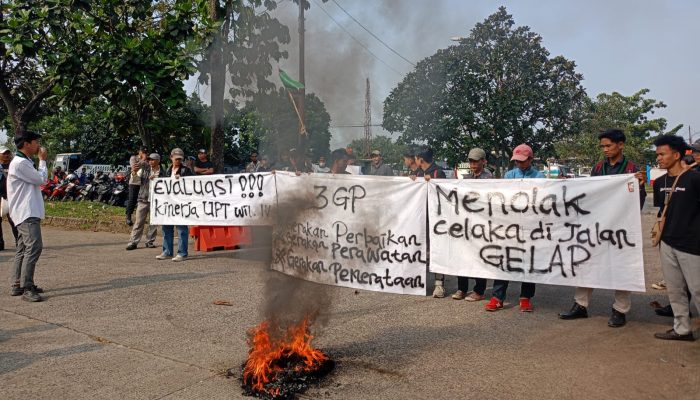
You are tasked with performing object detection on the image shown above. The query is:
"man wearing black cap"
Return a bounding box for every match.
[7,131,48,302]
[126,146,148,226]
[194,149,214,175]
[126,153,163,251]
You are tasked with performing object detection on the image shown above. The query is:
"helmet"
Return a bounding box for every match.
[66,173,77,181]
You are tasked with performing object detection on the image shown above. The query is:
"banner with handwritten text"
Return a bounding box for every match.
[271,172,427,295]
[428,175,645,291]
[149,173,275,225]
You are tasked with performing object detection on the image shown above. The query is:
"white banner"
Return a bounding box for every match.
[150,173,276,225]
[271,172,427,295]
[428,175,645,291]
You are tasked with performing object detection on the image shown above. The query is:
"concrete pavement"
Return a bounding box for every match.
[1,205,698,400]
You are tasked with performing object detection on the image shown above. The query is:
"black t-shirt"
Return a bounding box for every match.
[194,159,213,174]
[422,163,446,179]
[653,170,700,255]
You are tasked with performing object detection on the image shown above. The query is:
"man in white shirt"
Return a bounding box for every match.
[8,131,48,302]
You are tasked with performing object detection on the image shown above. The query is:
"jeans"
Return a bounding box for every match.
[162,225,188,257]
[457,276,487,295]
[11,217,43,288]
[492,280,535,301]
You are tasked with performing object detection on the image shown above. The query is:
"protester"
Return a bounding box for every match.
[651,135,700,341]
[403,149,422,177]
[126,153,163,251]
[194,149,214,175]
[451,148,492,302]
[245,152,262,173]
[485,144,543,312]
[258,155,271,172]
[414,147,447,297]
[330,148,349,174]
[157,148,192,262]
[313,156,330,173]
[126,146,148,226]
[0,146,19,250]
[559,129,646,327]
[367,150,394,176]
[8,131,48,302]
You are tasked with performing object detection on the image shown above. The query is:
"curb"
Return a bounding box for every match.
[43,216,132,234]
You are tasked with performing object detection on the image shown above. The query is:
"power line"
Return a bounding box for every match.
[309,0,404,77]
[331,0,415,67]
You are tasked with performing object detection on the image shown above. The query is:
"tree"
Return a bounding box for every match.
[555,89,683,167]
[0,1,92,136]
[248,88,331,162]
[383,7,588,173]
[199,0,290,173]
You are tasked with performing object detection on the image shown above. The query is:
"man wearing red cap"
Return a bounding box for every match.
[485,143,544,312]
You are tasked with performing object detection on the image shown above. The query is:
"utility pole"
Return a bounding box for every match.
[363,78,372,158]
[297,0,306,149]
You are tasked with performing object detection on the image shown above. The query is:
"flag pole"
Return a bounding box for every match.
[287,91,307,136]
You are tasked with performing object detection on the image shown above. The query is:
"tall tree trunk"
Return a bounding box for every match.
[208,0,228,174]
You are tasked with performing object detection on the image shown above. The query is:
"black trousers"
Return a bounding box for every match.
[0,215,19,249]
[125,184,140,217]
[457,276,487,295]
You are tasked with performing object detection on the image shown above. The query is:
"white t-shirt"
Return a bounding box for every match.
[8,155,48,225]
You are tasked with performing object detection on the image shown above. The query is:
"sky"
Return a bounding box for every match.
[197,0,700,150]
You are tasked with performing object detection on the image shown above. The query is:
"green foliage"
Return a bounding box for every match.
[0,0,94,134]
[247,88,331,162]
[555,89,683,166]
[383,7,587,171]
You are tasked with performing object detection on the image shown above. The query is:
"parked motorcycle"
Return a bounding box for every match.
[40,180,56,200]
[108,172,128,207]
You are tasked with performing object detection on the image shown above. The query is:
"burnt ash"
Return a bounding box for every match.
[240,354,335,399]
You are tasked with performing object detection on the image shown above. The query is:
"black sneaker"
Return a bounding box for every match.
[22,286,43,302]
[559,303,588,320]
[608,308,626,327]
[126,243,137,250]
[654,328,694,341]
[126,217,133,226]
[10,285,23,296]
[145,242,156,248]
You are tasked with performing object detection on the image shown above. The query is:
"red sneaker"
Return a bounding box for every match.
[519,298,533,312]
[485,297,503,311]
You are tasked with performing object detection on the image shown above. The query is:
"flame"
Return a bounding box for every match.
[243,317,328,396]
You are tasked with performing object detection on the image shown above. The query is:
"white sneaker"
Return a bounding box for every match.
[432,282,445,298]
[172,255,187,262]
[155,252,170,260]
[651,280,666,290]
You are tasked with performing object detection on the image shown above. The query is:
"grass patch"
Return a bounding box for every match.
[45,201,125,223]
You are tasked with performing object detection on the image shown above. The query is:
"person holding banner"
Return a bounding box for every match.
[330,148,350,175]
[126,153,162,251]
[156,148,192,262]
[416,147,448,298]
[559,129,646,327]
[402,148,422,177]
[367,150,394,176]
[485,144,543,312]
[452,148,492,302]
[651,135,700,341]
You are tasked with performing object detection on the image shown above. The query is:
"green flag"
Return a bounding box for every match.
[279,69,305,90]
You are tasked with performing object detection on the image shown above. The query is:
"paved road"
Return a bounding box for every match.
[1,205,698,400]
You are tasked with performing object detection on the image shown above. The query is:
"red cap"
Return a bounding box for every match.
[511,144,534,161]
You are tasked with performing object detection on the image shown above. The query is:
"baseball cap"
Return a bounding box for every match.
[370,150,381,156]
[691,139,700,152]
[0,146,10,154]
[198,148,207,154]
[170,148,185,160]
[468,148,486,161]
[148,153,161,161]
[511,144,534,161]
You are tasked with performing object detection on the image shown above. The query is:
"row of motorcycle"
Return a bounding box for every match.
[41,171,129,206]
